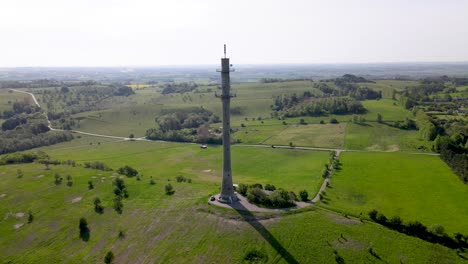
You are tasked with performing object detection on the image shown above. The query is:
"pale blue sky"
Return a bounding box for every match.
[0,0,467,66]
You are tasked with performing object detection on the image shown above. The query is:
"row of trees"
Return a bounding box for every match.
[435,135,468,183]
[368,209,468,250]
[273,96,367,117]
[161,82,198,94]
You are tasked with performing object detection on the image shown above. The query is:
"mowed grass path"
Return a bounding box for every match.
[323,152,468,234]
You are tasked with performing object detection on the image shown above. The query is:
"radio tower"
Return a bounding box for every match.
[217,45,238,204]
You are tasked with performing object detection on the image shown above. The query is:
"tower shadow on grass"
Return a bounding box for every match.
[234,203,299,264]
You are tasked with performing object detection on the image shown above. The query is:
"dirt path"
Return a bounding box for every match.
[311,150,341,203]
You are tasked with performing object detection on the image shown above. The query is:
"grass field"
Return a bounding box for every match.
[322,152,468,234]
[344,122,430,152]
[361,99,413,121]
[263,123,346,148]
[1,140,465,263]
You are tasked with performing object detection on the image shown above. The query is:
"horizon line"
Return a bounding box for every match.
[2,61,468,68]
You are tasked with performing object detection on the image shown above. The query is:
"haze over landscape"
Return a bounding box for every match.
[1,0,468,66]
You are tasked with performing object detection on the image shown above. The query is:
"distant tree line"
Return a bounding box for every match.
[161,82,198,94]
[0,79,98,89]
[273,95,366,117]
[259,78,313,83]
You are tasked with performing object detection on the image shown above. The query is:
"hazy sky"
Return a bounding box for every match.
[1,0,468,66]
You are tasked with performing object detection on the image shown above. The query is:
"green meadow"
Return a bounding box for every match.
[0,140,465,263]
[322,152,468,234]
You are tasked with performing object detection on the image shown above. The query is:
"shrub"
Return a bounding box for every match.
[237,184,248,196]
[79,217,90,241]
[247,187,268,204]
[330,118,339,124]
[88,181,94,190]
[93,197,104,214]
[54,173,63,185]
[113,197,123,214]
[150,179,156,185]
[264,184,276,191]
[288,191,297,201]
[117,165,138,177]
[319,120,325,124]
[299,190,309,201]
[27,210,33,223]
[368,209,378,220]
[165,183,174,194]
[176,175,187,182]
[104,251,114,264]
[113,178,128,198]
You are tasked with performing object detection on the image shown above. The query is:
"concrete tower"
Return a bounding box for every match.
[217,45,238,204]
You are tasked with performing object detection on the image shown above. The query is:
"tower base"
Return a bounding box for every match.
[218,193,239,204]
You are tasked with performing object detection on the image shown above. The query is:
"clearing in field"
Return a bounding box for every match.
[323,152,468,234]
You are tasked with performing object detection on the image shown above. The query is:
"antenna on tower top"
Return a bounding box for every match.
[224,44,226,58]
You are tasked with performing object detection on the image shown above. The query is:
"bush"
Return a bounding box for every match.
[165,183,174,194]
[330,118,339,124]
[176,175,187,182]
[117,165,138,177]
[299,190,309,201]
[237,184,248,196]
[93,197,104,214]
[27,210,33,223]
[113,197,123,214]
[113,178,128,198]
[88,181,94,190]
[264,184,276,191]
[104,251,114,264]
[79,217,90,241]
[247,187,268,204]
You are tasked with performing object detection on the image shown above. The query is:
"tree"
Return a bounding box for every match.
[165,183,174,194]
[88,181,94,190]
[113,178,128,198]
[299,190,309,201]
[330,118,339,124]
[113,197,124,214]
[79,217,90,241]
[128,133,134,139]
[17,169,23,178]
[377,113,383,123]
[94,197,104,214]
[104,251,114,264]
